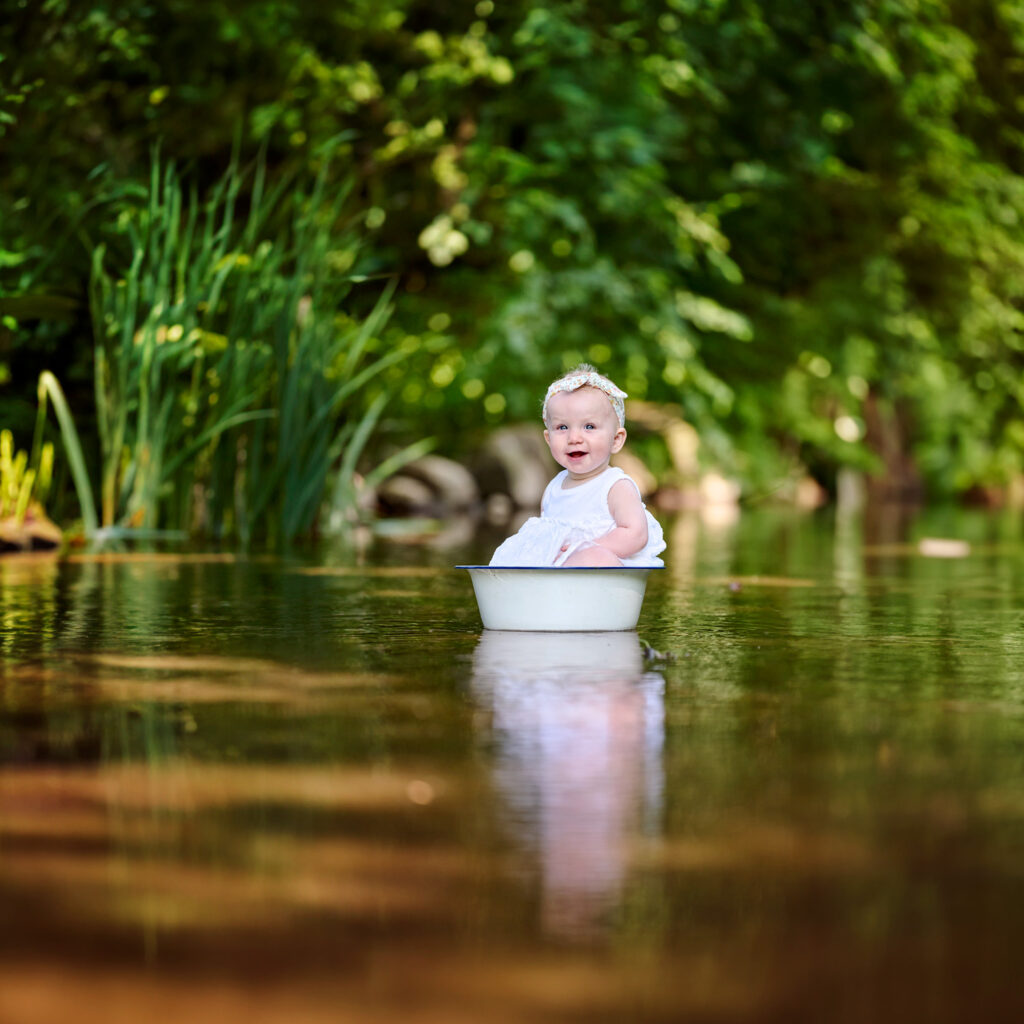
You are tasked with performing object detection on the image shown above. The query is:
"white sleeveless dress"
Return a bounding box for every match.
[489,467,666,567]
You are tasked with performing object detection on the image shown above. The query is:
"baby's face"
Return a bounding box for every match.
[543,387,626,482]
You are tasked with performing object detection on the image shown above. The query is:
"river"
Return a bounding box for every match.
[2,505,1024,1022]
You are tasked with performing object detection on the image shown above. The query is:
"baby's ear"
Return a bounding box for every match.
[611,427,627,452]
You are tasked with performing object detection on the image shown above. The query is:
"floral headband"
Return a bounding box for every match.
[542,370,628,428]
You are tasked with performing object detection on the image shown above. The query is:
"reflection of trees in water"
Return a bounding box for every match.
[471,631,665,942]
[0,556,102,764]
[0,554,61,657]
[1,557,184,766]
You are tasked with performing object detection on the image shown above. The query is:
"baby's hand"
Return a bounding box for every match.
[553,535,583,564]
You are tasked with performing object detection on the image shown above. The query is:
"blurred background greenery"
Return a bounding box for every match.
[3,0,1024,541]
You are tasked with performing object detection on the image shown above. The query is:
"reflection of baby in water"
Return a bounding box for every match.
[471,631,665,941]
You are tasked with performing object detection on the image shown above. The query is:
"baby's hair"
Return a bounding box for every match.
[542,364,628,427]
[559,362,597,379]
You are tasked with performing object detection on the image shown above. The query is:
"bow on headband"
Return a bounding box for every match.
[542,371,628,427]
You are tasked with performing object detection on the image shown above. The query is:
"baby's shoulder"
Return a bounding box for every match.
[602,465,640,495]
[606,473,643,505]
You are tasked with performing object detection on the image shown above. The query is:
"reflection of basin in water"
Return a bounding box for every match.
[472,628,645,679]
[471,629,665,941]
[457,566,659,631]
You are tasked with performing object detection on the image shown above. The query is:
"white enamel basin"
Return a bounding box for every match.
[457,566,659,631]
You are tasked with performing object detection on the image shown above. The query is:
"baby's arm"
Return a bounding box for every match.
[592,479,648,559]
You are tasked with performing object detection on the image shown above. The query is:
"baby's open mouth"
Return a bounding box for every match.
[568,451,586,460]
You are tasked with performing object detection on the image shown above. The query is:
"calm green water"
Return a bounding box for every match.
[3,507,1024,1023]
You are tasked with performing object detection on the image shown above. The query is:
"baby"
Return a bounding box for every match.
[489,365,666,567]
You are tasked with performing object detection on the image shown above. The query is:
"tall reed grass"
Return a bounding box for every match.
[83,152,407,543]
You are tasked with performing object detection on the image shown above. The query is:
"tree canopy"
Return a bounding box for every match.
[3,0,1024,527]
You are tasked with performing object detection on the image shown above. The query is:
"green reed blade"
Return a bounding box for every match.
[360,438,437,493]
[340,279,396,379]
[284,436,331,540]
[332,346,408,409]
[37,371,99,535]
[14,468,35,524]
[162,410,276,480]
[36,443,54,506]
[331,391,389,511]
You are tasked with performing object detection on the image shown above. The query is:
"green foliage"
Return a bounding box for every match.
[4,0,1024,509]
[0,428,53,525]
[83,153,404,542]
[0,402,63,552]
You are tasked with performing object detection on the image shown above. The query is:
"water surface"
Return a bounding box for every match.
[3,507,1024,1022]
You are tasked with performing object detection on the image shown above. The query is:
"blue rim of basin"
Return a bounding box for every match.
[455,565,664,571]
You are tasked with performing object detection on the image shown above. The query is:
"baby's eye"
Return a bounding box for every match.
[585,423,595,430]
[556,424,568,430]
